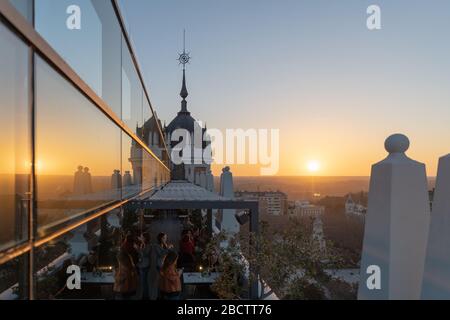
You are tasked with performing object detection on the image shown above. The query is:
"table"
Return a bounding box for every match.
[81,272,115,284]
[79,272,115,299]
[183,272,220,284]
[182,272,221,299]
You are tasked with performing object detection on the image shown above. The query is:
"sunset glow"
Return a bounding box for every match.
[307,161,320,173]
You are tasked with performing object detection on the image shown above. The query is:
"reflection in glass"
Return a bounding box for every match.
[0,23,30,252]
[35,56,121,235]
[139,97,164,158]
[122,37,143,131]
[34,210,121,299]
[122,130,169,197]
[35,0,122,116]
[8,0,33,22]
[142,152,155,191]
[122,132,142,199]
[0,254,29,300]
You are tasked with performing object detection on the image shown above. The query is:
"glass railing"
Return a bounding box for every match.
[0,20,31,253]
[0,0,170,263]
[32,0,167,158]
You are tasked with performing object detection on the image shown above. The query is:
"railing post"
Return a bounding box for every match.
[422,154,450,299]
[358,134,430,300]
[206,209,213,236]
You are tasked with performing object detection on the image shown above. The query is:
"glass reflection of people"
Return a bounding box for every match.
[83,167,93,194]
[73,165,84,195]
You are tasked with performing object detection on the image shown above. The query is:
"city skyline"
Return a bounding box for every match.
[119,0,450,177]
[2,0,450,303]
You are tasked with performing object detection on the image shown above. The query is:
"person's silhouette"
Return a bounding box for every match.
[73,165,84,195]
[83,167,93,194]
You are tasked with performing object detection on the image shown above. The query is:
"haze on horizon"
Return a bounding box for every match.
[115,0,450,177]
[10,0,446,178]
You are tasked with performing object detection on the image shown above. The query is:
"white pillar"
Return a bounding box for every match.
[358,134,430,300]
[220,167,239,234]
[422,154,450,299]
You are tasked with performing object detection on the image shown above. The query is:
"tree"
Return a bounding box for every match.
[202,232,246,299]
[205,216,347,300]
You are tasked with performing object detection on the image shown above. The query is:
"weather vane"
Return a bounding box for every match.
[178,29,191,68]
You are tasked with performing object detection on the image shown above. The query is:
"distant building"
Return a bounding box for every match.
[289,200,325,217]
[235,191,288,216]
[345,194,367,218]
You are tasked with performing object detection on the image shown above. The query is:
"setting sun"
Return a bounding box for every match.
[307,161,320,173]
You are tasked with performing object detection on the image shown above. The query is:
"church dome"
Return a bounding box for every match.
[166,112,198,134]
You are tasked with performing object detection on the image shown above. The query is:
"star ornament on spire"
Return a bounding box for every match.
[178,51,191,67]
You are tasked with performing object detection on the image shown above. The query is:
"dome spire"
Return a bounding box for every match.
[178,29,191,114]
[179,69,189,113]
[180,69,188,99]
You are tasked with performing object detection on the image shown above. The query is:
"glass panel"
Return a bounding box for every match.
[122,36,143,131]
[142,97,151,144]
[122,132,142,199]
[0,23,30,251]
[35,0,122,116]
[34,210,121,299]
[142,97,164,158]
[35,55,121,235]
[142,152,155,191]
[0,254,29,300]
[8,0,33,22]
